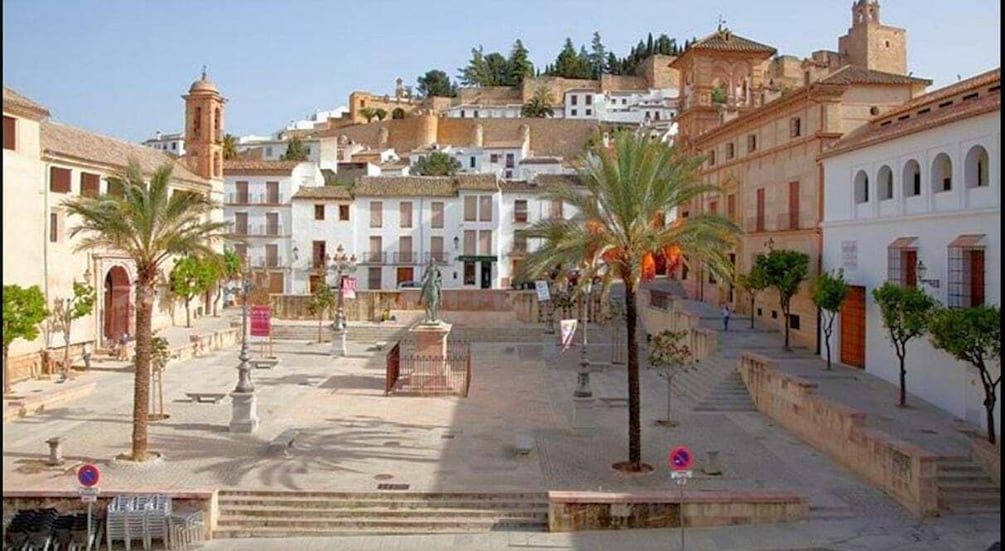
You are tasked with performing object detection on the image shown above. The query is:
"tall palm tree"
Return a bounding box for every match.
[64,160,229,462]
[222,133,238,160]
[522,131,739,472]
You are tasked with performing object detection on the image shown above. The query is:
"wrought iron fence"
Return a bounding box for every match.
[385,340,471,397]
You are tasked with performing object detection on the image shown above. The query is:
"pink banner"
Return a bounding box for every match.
[250,305,271,337]
[342,277,357,300]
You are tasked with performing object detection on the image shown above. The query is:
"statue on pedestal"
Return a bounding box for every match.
[419,260,442,323]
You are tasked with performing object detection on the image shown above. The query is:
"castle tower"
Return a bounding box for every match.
[183,68,226,180]
[837,0,907,75]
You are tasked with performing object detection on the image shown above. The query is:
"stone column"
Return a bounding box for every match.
[408,321,452,391]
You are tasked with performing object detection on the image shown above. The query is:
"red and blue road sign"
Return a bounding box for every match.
[668,446,693,471]
[77,464,100,488]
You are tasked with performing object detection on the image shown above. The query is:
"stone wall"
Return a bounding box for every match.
[638,289,716,361]
[547,490,807,531]
[269,289,538,321]
[971,438,1000,487]
[738,352,939,516]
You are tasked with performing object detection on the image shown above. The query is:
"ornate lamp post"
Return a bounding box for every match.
[574,275,594,398]
[229,260,259,433]
[328,244,358,357]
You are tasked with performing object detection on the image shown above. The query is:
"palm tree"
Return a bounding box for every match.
[522,131,738,472]
[222,134,238,160]
[64,160,229,462]
[359,107,378,123]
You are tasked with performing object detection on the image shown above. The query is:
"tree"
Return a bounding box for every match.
[812,269,850,370]
[413,151,461,176]
[928,306,1001,443]
[485,52,510,87]
[549,38,591,79]
[149,332,170,420]
[521,86,556,118]
[506,39,534,86]
[213,248,243,315]
[281,136,309,161]
[417,69,457,98]
[49,281,97,380]
[459,46,493,87]
[522,131,739,472]
[736,265,769,329]
[589,32,607,80]
[872,282,937,407]
[2,285,48,394]
[307,277,337,343]
[169,255,220,328]
[64,160,228,461]
[711,85,727,104]
[222,133,238,160]
[359,107,378,124]
[648,329,695,426]
[755,249,809,351]
[374,108,388,122]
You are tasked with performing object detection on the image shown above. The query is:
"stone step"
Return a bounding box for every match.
[940,504,1002,515]
[939,495,1001,508]
[937,480,998,491]
[214,521,547,539]
[938,464,987,474]
[219,507,547,520]
[937,472,995,484]
[217,491,546,501]
[216,517,546,530]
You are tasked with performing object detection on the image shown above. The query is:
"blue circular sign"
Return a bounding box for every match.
[77,464,101,487]
[668,446,693,471]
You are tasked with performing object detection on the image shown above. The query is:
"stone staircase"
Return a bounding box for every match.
[936,457,1001,514]
[213,490,549,537]
[693,370,756,412]
[271,324,410,343]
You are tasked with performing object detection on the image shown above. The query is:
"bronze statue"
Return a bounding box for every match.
[418,260,442,323]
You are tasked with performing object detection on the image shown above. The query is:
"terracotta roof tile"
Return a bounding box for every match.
[291,185,353,200]
[356,176,457,197]
[875,68,999,120]
[535,174,583,187]
[41,121,207,184]
[689,29,776,54]
[455,174,498,191]
[3,87,50,119]
[223,159,302,175]
[816,65,932,86]
[499,180,539,192]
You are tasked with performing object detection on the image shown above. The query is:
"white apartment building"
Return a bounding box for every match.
[443,104,525,119]
[564,88,678,125]
[410,140,530,181]
[518,157,576,182]
[223,159,323,294]
[284,107,348,131]
[820,69,1000,434]
[289,174,356,294]
[142,130,186,156]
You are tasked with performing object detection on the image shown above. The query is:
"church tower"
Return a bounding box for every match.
[183,69,226,181]
[838,0,907,75]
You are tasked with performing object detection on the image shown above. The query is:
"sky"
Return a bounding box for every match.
[2,0,1000,143]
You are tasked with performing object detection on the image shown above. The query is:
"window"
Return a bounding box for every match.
[266,213,280,235]
[789,314,801,330]
[370,201,383,228]
[478,196,492,222]
[430,236,445,262]
[81,172,101,197]
[790,117,801,138]
[235,181,249,204]
[947,235,985,308]
[312,240,327,268]
[549,199,563,219]
[505,153,514,168]
[399,236,413,263]
[931,153,952,192]
[727,194,736,221]
[234,212,248,235]
[709,201,718,215]
[464,196,477,221]
[854,170,870,203]
[2,115,15,150]
[400,201,413,228]
[571,95,578,106]
[585,95,592,105]
[478,230,492,255]
[708,149,716,166]
[265,244,279,267]
[463,230,477,255]
[234,244,248,263]
[512,231,528,253]
[314,204,325,220]
[726,143,735,160]
[755,188,765,232]
[266,181,280,203]
[903,160,922,196]
[747,134,757,153]
[49,167,72,193]
[788,181,800,229]
[469,156,476,168]
[463,262,476,285]
[878,166,894,200]
[490,154,499,163]
[339,204,350,221]
[586,109,592,116]
[368,267,382,289]
[514,199,528,223]
[887,237,918,287]
[964,145,989,188]
[49,210,60,242]
[460,110,466,118]
[571,109,577,116]
[431,201,444,228]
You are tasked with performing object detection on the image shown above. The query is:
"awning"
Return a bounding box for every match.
[457,255,498,262]
[947,234,985,248]
[888,236,918,249]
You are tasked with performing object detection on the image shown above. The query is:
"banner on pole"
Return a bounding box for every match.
[250,305,271,337]
[559,319,578,351]
[342,277,357,300]
[534,280,551,302]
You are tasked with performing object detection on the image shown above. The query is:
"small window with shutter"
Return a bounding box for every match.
[2,116,15,151]
[50,167,72,193]
[80,172,101,197]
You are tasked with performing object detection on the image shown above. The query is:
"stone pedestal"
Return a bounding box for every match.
[572,396,598,430]
[229,392,259,433]
[408,322,452,390]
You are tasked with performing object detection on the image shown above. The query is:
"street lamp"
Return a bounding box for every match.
[229,258,259,433]
[328,244,358,357]
[574,275,594,398]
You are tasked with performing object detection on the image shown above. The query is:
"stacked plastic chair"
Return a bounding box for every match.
[105,494,173,550]
[168,511,205,549]
[3,508,59,551]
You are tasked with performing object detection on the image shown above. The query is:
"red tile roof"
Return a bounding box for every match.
[2,87,50,119]
[816,65,931,87]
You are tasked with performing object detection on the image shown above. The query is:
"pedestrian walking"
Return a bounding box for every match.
[721,305,731,331]
[81,342,93,370]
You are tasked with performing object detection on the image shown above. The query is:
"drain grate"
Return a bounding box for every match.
[377,483,410,490]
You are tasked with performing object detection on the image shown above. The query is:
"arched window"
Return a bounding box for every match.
[392,108,406,120]
[931,153,952,192]
[854,170,870,204]
[877,165,894,200]
[964,145,989,188]
[193,107,202,136]
[903,159,921,197]
[214,107,222,142]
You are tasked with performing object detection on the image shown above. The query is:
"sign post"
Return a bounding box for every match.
[668,446,693,551]
[77,464,101,551]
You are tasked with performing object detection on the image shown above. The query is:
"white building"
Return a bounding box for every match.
[289,171,356,294]
[819,69,1000,434]
[564,87,678,125]
[142,130,185,156]
[443,104,525,119]
[518,157,576,182]
[222,159,323,294]
[409,138,531,181]
[284,107,348,131]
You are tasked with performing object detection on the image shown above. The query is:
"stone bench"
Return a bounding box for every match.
[251,357,280,369]
[267,429,299,457]
[185,392,226,404]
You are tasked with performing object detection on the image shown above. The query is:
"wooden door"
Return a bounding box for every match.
[840,285,866,369]
[970,250,985,306]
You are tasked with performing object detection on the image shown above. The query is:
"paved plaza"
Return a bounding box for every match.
[2,300,1000,550]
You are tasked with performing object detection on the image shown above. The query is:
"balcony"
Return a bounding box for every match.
[359,252,388,265]
[513,212,529,224]
[425,251,450,265]
[229,224,287,237]
[392,251,419,265]
[225,193,284,205]
[251,257,282,268]
[744,216,766,234]
[508,244,528,257]
[776,212,814,231]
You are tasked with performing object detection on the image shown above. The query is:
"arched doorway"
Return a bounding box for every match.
[103,266,131,342]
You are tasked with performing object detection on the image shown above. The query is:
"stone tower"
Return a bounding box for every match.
[837,0,907,75]
[183,69,226,180]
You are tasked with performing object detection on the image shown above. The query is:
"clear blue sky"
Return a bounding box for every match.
[3,0,999,143]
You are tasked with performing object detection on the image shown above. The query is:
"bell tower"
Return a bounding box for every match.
[838,0,907,75]
[183,68,226,181]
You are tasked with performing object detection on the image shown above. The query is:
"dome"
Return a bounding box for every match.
[189,77,218,94]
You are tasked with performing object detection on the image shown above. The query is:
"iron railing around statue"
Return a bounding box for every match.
[385,340,471,397]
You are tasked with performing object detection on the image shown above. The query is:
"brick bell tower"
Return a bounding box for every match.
[838,0,907,75]
[183,67,226,181]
